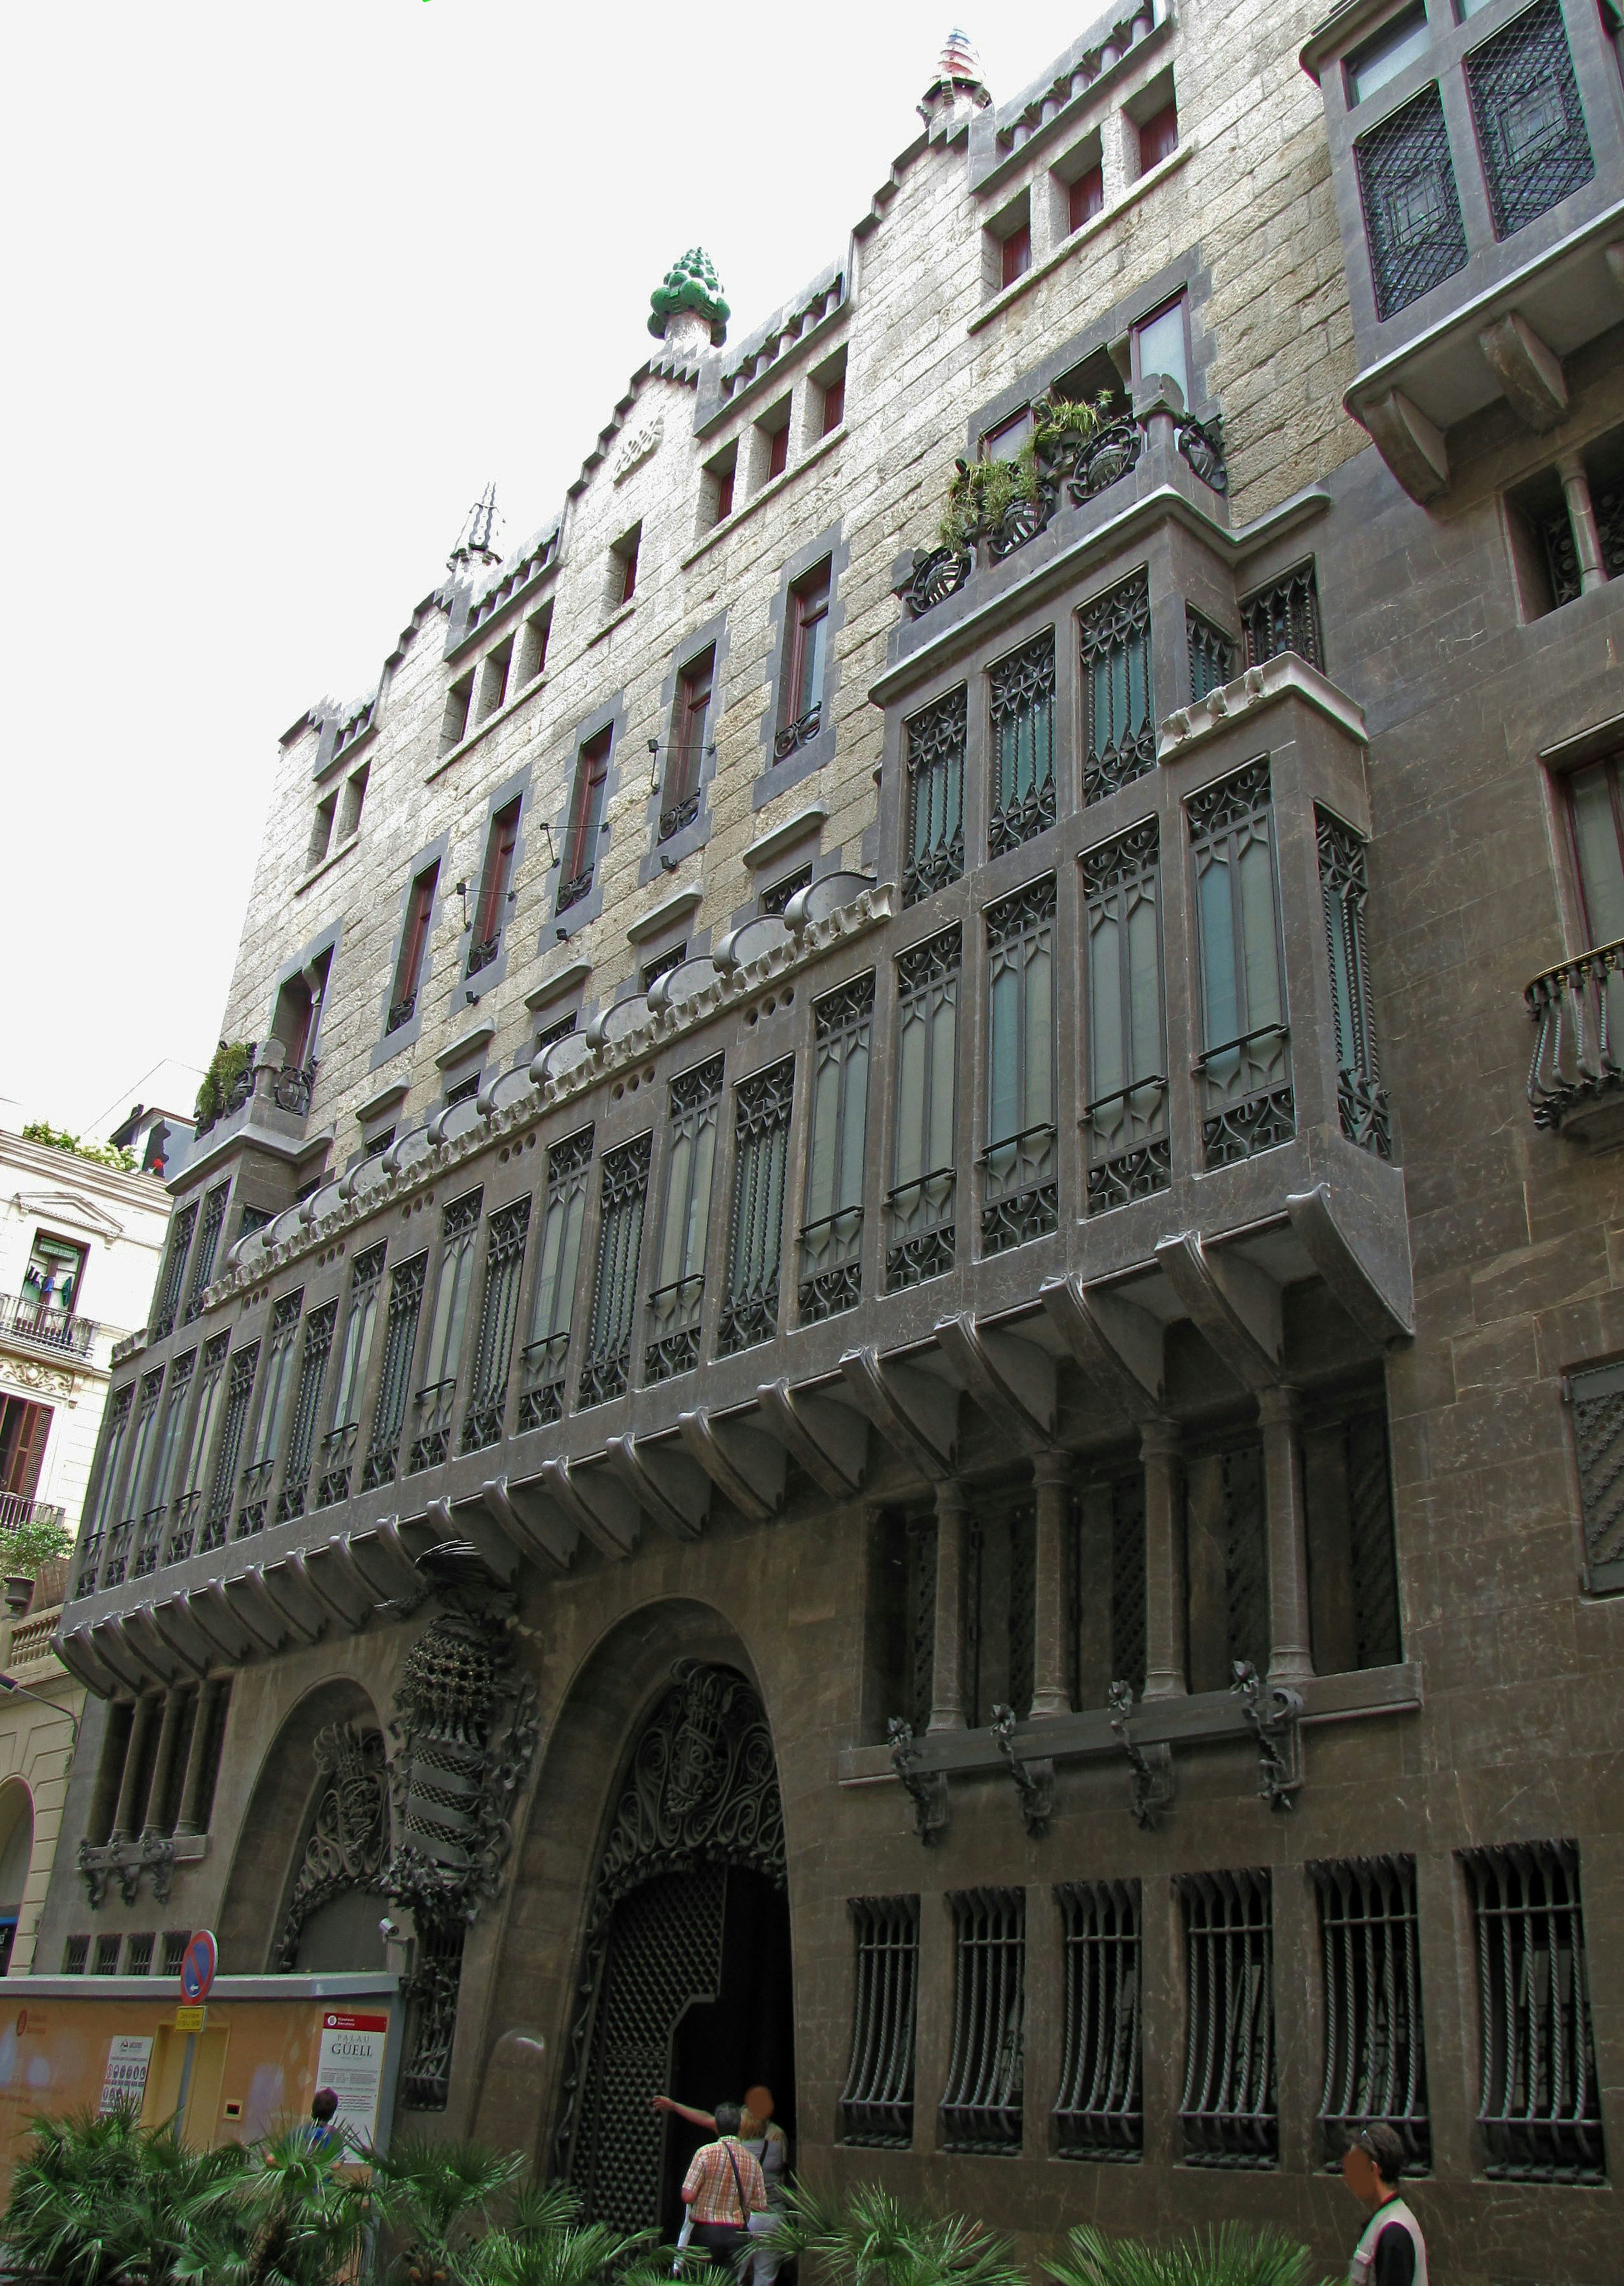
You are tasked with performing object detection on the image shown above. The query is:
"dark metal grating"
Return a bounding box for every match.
[580,1135,652,1406]
[1319,809,1391,1159]
[1240,559,1323,673]
[461,1197,531,1452]
[718,1059,794,1356]
[988,630,1057,856]
[1080,570,1155,804]
[940,1886,1026,2152]
[1566,1355,1624,1591]
[840,1894,920,2146]
[1355,84,1469,320]
[1178,1867,1276,2167]
[1465,0,1594,241]
[1188,608,1239,703]
[360,1254,427,1492]
[1055,1879,1142,2160]
[1346,1409,1403,1666]
[1110,1470,1147,1695]
[904,686,967,905]
[1312,1854,1430,2170]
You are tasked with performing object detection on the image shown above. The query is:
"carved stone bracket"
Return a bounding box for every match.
[1106,1680,1174,1830]
[887,1716,949,1844]
[1232,1659,1303,1812]
[990,1704,1053,1838]
[78,1831,178,1910]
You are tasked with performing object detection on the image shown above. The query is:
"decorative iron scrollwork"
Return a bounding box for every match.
[774,702,823,760]
[1107,1679,1174,1830]
[991,1705,1053,1839]
[1231,1661,1303,1813]
[274,1723,390,1966]
[887,1716,948,1844]
[900,546,972,617]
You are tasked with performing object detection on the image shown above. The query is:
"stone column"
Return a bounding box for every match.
[110,1691,157,1843]
[1029,1453,1073,1717]
[928,1480,969,1731]
[1140,1420,1186,1700]
[1558,453,1609,594]
[174,1678,222,1836]
[1261,1386,1315,1686]
[140,1688,187,1839]
[87,1700,134,1847]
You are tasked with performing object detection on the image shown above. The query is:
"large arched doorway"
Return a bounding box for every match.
[554,1661,792,2233]
[0,1784,33,1976]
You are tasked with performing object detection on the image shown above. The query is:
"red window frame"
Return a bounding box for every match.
[767,424,790,481]
[1139,102,1178,170]
[562,729,612,889]
[1068,167,1104,231]
[472,799,521,952]
[714,460,735,521]
[822,371,846,434]
[785,564,831,729]
[1001,224,1032,288]
[394,865,438,1010]
[669,651,715,807]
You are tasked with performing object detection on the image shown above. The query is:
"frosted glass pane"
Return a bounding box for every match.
[1090,910,1124,1099]
[1026,944,1053,1127]
[1571,765,1624,944]
[1239,836,1282,1032]
[1127,895,1160,1079]
[1199,855,1240,1048]
[1136,302,1188,401]
[989,965,1020,1142]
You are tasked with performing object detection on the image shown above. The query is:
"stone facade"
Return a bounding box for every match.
[35,6,1624,2282]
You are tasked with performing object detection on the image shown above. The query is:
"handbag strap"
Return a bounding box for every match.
[722,2140,751,2226]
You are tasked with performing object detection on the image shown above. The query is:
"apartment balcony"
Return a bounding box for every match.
[1526,935,1624,1144]
[0,1492,66,1537]
[0,1295,97,1360]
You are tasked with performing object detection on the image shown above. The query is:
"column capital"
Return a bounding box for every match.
[1256,1384,1302,1431]
[934,1477,971,1520]
[1031,1449,1074,1493]
[1139,1416,1182,1461]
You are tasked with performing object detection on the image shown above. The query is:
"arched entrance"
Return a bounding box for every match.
[554,1660,791,2232]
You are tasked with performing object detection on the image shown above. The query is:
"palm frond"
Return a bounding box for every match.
[1043,2221,1332,2286]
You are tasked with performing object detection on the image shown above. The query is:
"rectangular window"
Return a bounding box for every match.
[1138,101,1179,171]
[1566,752,1624,944]
[1132,296,1188,401]
[167,1330,229,1560]
[359,1254,427,1493]
[612,524,641,606]
[95,1935,121,1976]
[0,1397,48,1515]
[1318,810,1390,1156]
[1465,0,1593,238]
[200,1343,260,1554]
[274,1300,337,1524]
[840,1895,919,2148]
[338,764,368,841]
[63,1935,88,1974]
[718,1058,795,1356]
[1055,1879,1142,2160]
[559,729,612,913]
[1080,572,1155,805]
[889,927,960,1291]
[440,670,474,757]
[760,864,812,918]
[1178,1867,1276,2166]
[104,1368,165,1586]
[308,790,337,871]
[460,1197,530,1453]
[1312,1854,1429,2170]
[962,1499,1035,1724]
[1068,165,1105,231]
[820,355,847,435]
[766,420,790,481]
[640,943,685,994]
[1188,761,1294,1168]
[941,1888,1025,2152]
[181,1186,228,1325]
[316,1242,384,1508]
[1355,84,1470,319]
[237,1291,303,1535]
[409,1191,483,1473]
[125,1932,154,1976]
[646,1059,723,1384]
[476,636,513,724]
[581,1135,653,1407]
[706,445,737,527]
[1188,609,1239,702]
[134,1351,195,1577]
[661,649,714,842]
[778,563,831,757]
[1184,1442,1270,1691]
[1305,1402,1403,1672]
[903,686,966,905]
[518,604,551,685]
[1001,222,1032,287]
[1566,1354,1624,1590]
[149,1202,198,1343]
[799,973,872,1323]
[389,864,439,1036]
[519,1126,594,1428]
[76,1383,131,1591]
[1459,1840,1604,2180]
[988,631,1056,855]
[1347,3,1429,103]
[469,800,520,978]
[982,878,1058,1254]
[1240,559,1324,672]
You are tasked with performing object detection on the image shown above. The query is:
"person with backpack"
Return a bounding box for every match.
[1342,2122,1428,2285]
[678,2100,766,2267]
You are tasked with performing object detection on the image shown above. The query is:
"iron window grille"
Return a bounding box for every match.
[360,1254,427,1493]
[1459,1839,1604,2181]
[161,1930,189,1976]
[1080,570,1155,805]
[200,1343,260,1553]
[1318,810,1391,1157]
[125,1932,154,1976]
[274,1302,337,1523]
[96,1935,121,1975]
[1564,1354,1624,1592]
[105,1368,166,1587]
[148,1202,198,1345]
[963,1500,1035,1724]
[1465,0,1593,241]
[409,1191,483,1472]
[1082,820,1169,1214]
[519,1126,594,1429]
[662,649,714,840]
[889,927,960,1291]
[905,1513,938,1730]
[534,1010,577,1055]
[903,687,967,906]
[62,1935,88,1975]
[1355,84,1469,321]
[461,1198,531,1453]
[167,1331,230,1561]
[1332,1408,1404,1669]
[982,877,1058,1254]
[761,864,813,918]
[646,1058,724,1384]
[1185,1441,1271,1686]
[840,1894,920,2147]
[800,974,873,1323]
[1188,761,1294,1168]
[941,1887,1026,2153]
[1178,1867,1277,2168]
[1240,559,1324,673]
[988,631,1056,856]
[719,1059,796,1356]
[639,943,686,994]
[134,1351,196,1577]
[237,1291,304,1535]
[317,1243,384,1508]
[1055,1879,1142,2161]
[580,1135,653,1406]
[75,1387,133,1594]
[1311,1854,1430,2171]
[1110,1468,1148,1695]
[1188,608,1239,703]
[181,1185,228,1324]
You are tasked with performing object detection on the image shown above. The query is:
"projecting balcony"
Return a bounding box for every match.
[1525,935,1624,1145]
[0,1491,66,1536]
[0,1296,97,1360]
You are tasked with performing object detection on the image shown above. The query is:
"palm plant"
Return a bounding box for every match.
[771,2184,1027,2286]
[457,2180,675,2286]
[173,2124,381,2286]
[2,2105,249,2286]
[368,2139,528,2286]
[1044,2220,1334,2286]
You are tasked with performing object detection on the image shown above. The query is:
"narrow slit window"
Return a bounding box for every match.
[661,650,714,841]
[982,878,1057,1254]
[359,1255,428,1493]
[236,1293,302,1535]
[519,1125,594,1428]
[718,1060,795,1356]
[778,563,831,758]
[468,800,520,978]
[200,1343,260,1554]
[409,1191,483,1473]
[1178,1867,1277,2168]
[165,1331,229,1562]
[1318,809,1390,1157]
[1082,820,1169,1214]
[800,973,872,1323]
[940,1888,1025,2152]
[317,1243,384,1508]
[1312,1854,1429,2170]
[1054,1879,1142,2160]
[274,1302,337,1524]
[903,687,966,904]
[1080,573,1155,804]
[461,1198,531,1454]
[580,1135,653,1407]
[389,864,439,1036]
[988,631,1056,855]
[559,729,612,913]
[646,1059,723,1384]
[1188,762,1294,1168]
[889,928,960,1291]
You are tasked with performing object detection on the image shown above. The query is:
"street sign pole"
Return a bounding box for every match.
[175,1932,217,2143]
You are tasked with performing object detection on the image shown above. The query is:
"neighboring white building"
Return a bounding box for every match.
[0,1556,80,1975]
[0,1126,173,1540]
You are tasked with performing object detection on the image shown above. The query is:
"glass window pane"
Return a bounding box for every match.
[989,965,1020,1142]
[1090,907,1125,1101]
[1135,302,1189,401]
[1238,834,1283,1033]
[1571,765,1624,944]
[807,1054,842,1225]
[1026,942,1053,1129]
[839,1038,869,1211]
[929,993,958,1169]
[896,1012,927,1185]
[1199,853,1240,1047]
[1127,893,1161,1081]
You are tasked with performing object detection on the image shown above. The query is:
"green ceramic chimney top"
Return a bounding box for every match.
[649,247,730,346]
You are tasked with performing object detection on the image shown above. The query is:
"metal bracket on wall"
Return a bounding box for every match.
[1232,1660,1304,1812]
[887,1716,949,1844]
[991,1704,1054,1838]
[1107,1680,1174,1830]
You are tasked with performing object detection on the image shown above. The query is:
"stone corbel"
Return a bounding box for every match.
[480,1475,576,1574]
[1040,1272,1165,1415]
[122,1606,186,1686]
[991,1704,1054,1838]
[1232,1660,1304,1812]
[1356,387,1448,505]
[149,1594,228,1674]
[55,1625,120,1699]
[933,1313,1056,1452]
[754,1376,868,1497]
[309,1537,378,1628]
[538,1456,641,1558]
[89,1616,152,1695]
[677,1408,787,1522]
[605,1434,710,1542]
[280,1549,356,1636]
[230,1568,294,1652]
[886,1717,949,1844]
[1155,1231,1283,1390]
[1478,310,1567,432]
[838,1346,958,1480]
[1285,1184,1414,1346]
[1107,1680,1175,1829]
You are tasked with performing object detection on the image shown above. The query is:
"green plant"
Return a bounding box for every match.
[368,2151,675,2286]
[21,1121,139,1173]
[937,392,1118,551]
[1044,2220,1334,2286]
[0,1512,73,1573]
[174,2124,380,2286]
[773,2183,1027,2286]
[2,2103,250,2286]
[195,1042,252,1128]
[369,2137,527,2283]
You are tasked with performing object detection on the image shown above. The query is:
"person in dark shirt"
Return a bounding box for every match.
[1341,2122,1427,2286]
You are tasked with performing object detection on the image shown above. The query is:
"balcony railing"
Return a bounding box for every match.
[193,1047,316,1139]
[0,1297,96,1358]
[645,1276,704,1385]
[0,1492,66,1536]
[1527,937,1624,1136]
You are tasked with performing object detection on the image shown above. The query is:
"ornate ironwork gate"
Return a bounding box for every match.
[553,1661,786,2224]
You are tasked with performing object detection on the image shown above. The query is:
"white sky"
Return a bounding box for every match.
[3,0,1091,1140]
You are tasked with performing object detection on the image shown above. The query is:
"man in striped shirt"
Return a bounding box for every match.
[680,2100,767,2264]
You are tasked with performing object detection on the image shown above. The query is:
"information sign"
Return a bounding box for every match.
[314,2011,390,2148]
[98,2034,153,2114]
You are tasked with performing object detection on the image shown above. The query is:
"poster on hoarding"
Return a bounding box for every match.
[98,2034,153,2114]
[314,2011,389,2149]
